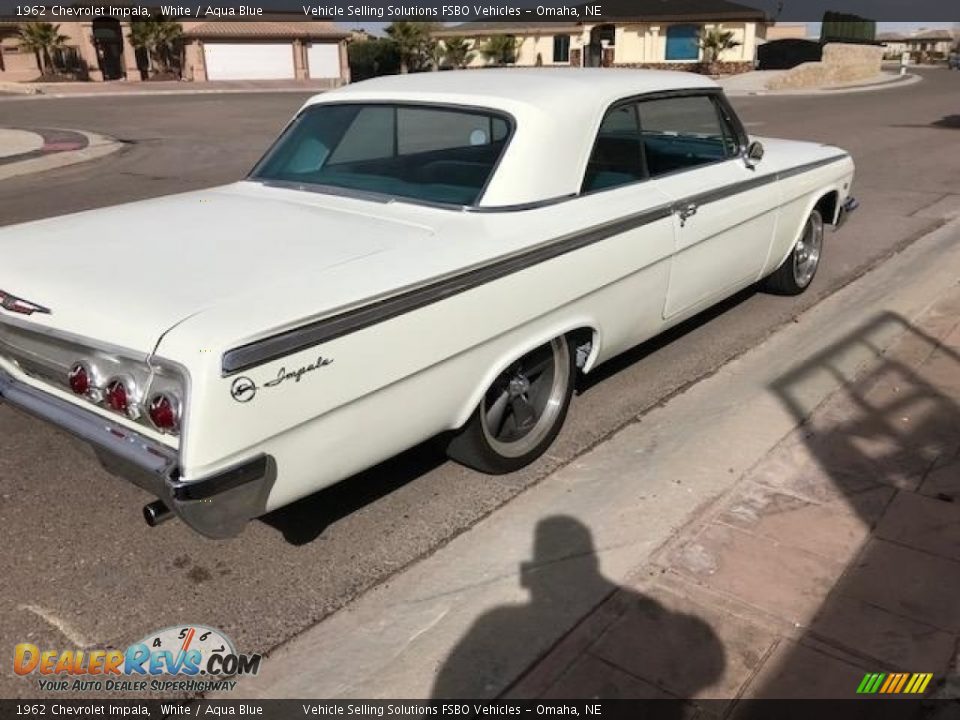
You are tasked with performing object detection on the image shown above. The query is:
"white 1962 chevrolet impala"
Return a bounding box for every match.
[0,69,856,538]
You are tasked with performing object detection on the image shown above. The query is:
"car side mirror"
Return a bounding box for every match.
[744,140,765,169]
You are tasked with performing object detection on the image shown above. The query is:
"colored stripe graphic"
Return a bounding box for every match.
[857,672,933,695]
[859,673,886,694]
[893,673,909,693]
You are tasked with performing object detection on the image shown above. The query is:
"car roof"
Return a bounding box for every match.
[301,69,723,208]
[312,68,717,112]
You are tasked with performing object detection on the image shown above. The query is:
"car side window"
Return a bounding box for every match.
[636,95,738,177]
[581,103,646,193]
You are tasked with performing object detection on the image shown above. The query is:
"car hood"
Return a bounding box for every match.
[0,183,438,357]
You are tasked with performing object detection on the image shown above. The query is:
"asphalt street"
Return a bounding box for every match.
[0,69,958,698]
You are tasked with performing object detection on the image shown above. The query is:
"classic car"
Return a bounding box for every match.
[0,69,856,538]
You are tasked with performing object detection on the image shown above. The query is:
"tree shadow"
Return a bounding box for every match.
[931,116,960,130]
[890,115,960,130]
[433,516,725,715]
[738,311,960,713]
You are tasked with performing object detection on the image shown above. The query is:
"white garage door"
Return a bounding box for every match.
[307,43,341,79]
[204,43,294,81]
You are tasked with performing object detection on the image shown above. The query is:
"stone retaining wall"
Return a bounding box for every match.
[766,42,884,90]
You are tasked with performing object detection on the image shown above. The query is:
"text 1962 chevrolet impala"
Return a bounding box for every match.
[0,69,856,538]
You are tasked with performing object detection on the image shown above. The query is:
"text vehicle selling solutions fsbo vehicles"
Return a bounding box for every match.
[0,69,857,537]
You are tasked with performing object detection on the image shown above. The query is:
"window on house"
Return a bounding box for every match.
[52,46,83,73]
[593,24,616,46]
[553,35,570,63]
[636,94,738,177]
[665,24,700,61]
[581,103,646,193]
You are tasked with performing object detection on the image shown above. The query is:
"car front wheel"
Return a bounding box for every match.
[762,208,824,296]
[447,336,576,474]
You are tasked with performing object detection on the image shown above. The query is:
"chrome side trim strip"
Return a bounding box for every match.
[222,203,675,375]
[776,154,850,181]
[223,154,849,375]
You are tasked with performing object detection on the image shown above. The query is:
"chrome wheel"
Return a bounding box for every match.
[792,210,823,288]
[480,338,571,459]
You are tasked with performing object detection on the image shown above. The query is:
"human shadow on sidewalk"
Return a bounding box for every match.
[737,312,960,715]
[433,516,725,714]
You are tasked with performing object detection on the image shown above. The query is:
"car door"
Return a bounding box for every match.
[571,101,678,356]
[636,93,781,320]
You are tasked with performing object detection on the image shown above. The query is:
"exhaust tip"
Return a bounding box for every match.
[143,500,173,527]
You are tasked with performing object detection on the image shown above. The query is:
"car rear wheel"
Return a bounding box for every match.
[447,336,575,474]
[762,208,824,296]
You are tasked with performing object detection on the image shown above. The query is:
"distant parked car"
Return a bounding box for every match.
[0,69,857,538]
[948,51,960,70]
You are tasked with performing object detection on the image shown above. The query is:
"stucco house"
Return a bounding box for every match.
[432,0,767,73]
[878,29,955,61]
[0,15,349,85]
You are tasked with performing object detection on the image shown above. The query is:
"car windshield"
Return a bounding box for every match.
[251,103,513,207]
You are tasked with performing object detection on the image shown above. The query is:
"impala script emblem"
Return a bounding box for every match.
[264,355,334,388]
[229,356,333,403]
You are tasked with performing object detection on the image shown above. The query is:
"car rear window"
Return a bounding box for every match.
[251,103,512,207]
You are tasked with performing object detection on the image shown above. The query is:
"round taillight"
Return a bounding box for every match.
[104,379,129,413]
[148,393,179,433]
[68,364,90,395]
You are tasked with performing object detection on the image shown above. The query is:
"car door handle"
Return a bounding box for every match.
[676,202,698,226]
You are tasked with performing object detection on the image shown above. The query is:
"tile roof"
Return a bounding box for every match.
[598,0,766,21]
[877,30,953,42]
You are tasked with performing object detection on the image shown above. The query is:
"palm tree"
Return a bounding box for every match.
[17,22,68,77]
[442,36,475,69]
[480,35,519,66]
[698,27,741,66]
[128,15,182,76]
[385,21,434,73]
[426,39,445,71]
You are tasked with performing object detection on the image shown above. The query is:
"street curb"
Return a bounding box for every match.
[750,72,922,97]
[0,87,330,101]
[0,130,123,181]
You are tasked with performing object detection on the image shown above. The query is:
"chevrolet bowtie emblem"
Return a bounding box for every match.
[0,289,51,316]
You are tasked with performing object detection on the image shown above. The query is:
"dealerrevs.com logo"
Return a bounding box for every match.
[15,625,262,693]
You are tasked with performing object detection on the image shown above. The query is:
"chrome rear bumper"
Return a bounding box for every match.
[0,369,273,538]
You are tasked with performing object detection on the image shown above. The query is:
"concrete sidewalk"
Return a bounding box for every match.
[0,78,337,100]
[0,128,122,180]
[226,207,960,703]
[510,291,960,706]
[0,129,43,158]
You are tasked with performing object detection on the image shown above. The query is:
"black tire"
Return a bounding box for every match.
[447,336,576,474]
[762,208,824,296]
